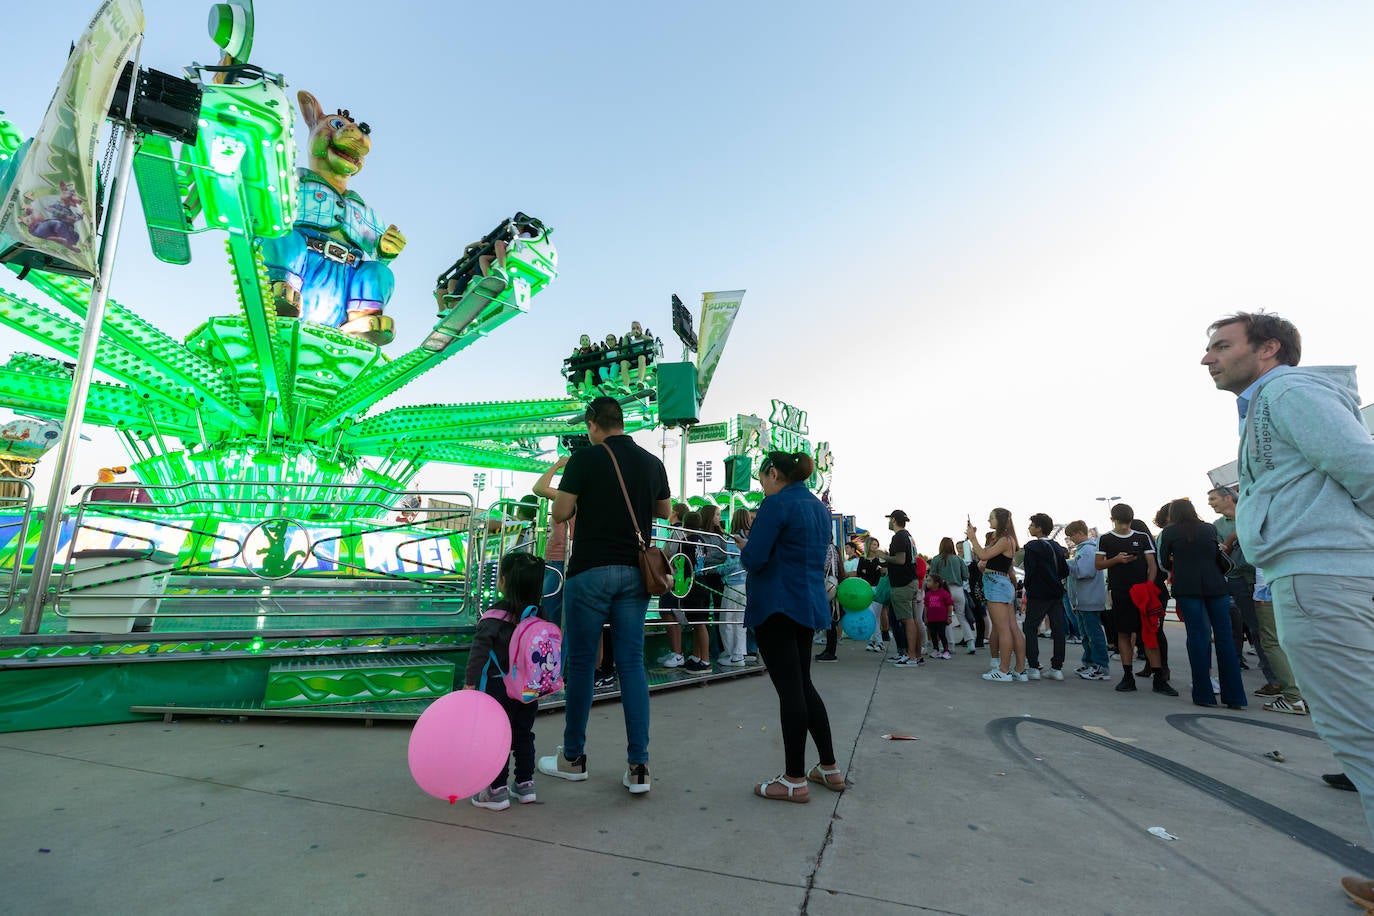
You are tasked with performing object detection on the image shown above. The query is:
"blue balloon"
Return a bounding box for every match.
[840,609,876,641]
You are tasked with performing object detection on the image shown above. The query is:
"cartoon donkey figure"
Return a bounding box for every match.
[258,91,406,345]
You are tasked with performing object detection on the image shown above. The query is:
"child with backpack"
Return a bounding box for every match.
[464,551,560,811]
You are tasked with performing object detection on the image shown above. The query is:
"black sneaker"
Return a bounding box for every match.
[594,673,617,690]
[814,652,838,662]
[683,657,712,673]
[1152,678,1179,697]
[1323,772,1358,792]
[1115,674,1138,692]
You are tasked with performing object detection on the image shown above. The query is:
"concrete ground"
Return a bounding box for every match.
[3,625,1372,916]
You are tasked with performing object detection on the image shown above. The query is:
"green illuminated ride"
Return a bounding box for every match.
[0,9,661,524]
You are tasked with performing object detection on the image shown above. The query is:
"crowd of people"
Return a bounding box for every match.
[461,311,1374,912]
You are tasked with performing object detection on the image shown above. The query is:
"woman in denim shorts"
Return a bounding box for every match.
[966,508,1026,682]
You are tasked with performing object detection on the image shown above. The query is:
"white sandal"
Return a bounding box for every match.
[754,774,810,803]
[808,763,846,792]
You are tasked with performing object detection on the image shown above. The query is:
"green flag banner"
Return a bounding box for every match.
[0,0,144,276]
[695,289,744,401]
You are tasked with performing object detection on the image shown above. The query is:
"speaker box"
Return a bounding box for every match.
[656,362,699,426]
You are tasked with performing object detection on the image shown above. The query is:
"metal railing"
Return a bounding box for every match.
[22,480,500,634]
[0,477,36,615]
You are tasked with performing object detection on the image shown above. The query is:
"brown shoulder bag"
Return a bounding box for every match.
[602,443,671,596]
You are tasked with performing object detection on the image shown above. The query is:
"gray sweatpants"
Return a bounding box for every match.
[1272,573,1374,839]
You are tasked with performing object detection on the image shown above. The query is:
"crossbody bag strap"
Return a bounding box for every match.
[601,442,647,550]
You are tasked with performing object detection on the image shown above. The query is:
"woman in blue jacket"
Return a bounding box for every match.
[741,451,845,801]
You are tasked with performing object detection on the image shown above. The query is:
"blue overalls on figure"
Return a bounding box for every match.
[259,167,396,328]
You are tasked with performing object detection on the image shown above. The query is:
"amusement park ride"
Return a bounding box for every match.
[0,0,835,733]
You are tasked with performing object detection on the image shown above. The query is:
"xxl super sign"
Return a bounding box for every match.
[768,399,810,454]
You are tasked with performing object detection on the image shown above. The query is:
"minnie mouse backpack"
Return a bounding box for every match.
[479,604,564,703]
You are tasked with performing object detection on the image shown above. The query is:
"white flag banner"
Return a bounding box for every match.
[0,0,144,276]
[696,289,744,401]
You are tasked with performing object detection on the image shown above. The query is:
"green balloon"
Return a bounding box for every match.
[836,577,873,612]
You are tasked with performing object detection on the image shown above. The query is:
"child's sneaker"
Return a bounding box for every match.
[684,656,712,673]
[471,785,510,811]
[510,780,537,804]
[660,653,685,668]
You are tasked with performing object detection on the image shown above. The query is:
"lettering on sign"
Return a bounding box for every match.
[769,399,809,435]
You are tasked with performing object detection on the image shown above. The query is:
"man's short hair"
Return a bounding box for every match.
[1109,503,1134,523]
[1029,512,1053,534]
[1064,520,1088,537]
[1208,311,1302,367]
[584,396,624,430]
[1208,485,1237,503]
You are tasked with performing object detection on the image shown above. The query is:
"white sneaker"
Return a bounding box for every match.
[718,655,746,668]
[1013,669,1030,682]
[661,653,685,668]
[982,670,1015,682]
[1045,668,1064,681]
[966,645,976,654]
[623,763,651,794]
[889,654,909,664]
[1211,677,1221,694]
[813,633,827,645]
[1027,667,1042,681]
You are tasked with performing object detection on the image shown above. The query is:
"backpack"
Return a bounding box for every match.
[478,604,564,703]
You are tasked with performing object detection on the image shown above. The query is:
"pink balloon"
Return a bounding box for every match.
[408,690,512,803]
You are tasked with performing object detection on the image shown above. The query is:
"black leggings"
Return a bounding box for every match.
[755,613,836,777]
[486,684,537,788]
[929,621,949,653]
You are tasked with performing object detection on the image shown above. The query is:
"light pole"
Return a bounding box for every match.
[658,431,677,465]
[695,459,713,497]
[1096,495,1121,514]
[472,472,487,509]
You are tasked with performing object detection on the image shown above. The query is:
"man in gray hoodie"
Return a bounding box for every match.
[1203,311,1374,910]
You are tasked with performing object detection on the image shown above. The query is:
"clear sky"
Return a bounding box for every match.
[3,0,1373,551]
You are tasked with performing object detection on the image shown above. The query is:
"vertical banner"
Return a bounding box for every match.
[696,289,745,401]
[0,0,144,276]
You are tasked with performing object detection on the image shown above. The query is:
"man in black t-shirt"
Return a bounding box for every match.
[537,397,671,795]
[1095,503,1176,696]
[877,510,923,667]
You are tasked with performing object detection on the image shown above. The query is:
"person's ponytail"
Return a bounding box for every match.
[785,452,814,483]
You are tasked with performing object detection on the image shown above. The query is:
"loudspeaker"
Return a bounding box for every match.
[723,455,753,492]
[656,362,699,426]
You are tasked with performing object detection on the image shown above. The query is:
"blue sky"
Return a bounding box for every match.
[3,0,1373,550]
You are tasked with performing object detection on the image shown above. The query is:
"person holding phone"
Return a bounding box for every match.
[1095,503,1175,695]
[966,508,1025,682]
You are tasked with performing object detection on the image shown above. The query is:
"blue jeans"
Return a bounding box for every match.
[1176,594,1246,707]
[1078,609,1110,671]
[542,560,565,630]
[562,565,651,764]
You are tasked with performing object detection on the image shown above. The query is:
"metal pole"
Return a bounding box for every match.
[678,427,688,504]
[21,126,138,633]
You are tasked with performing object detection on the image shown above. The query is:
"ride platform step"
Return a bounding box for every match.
[263,654,455,709]
[133,660,765,723]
